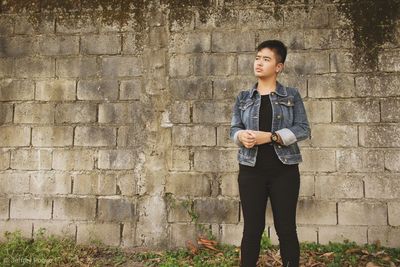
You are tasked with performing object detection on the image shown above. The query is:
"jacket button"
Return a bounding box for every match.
[274,102,278,104]
[284,158,287,162]
[278,145,281,148]
[277,115,281,119]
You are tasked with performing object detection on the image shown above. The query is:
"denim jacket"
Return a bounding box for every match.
[229,80,311,166]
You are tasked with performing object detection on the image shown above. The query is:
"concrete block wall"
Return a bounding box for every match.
[0,0,399,249]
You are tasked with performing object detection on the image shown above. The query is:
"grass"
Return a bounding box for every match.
[0,229,399,267]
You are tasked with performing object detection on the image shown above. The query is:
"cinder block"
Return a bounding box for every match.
[217,125,237,147]
[193,54,236,76]
[315,174,363,199]
[0,172,30,194]
[304,28,352,49]
[101,56,142,77]
[0,36,37,57]
[336,149,384,172]
[98,149,137,169]
[355,75,400,97]
[56,57,98,78]
[10,197,52,219]
[318,226,368,245]
[169,77,212,100]
[166,172,211,197]
[0,79,34,101]
[169,54,192,77]
[37,35,79,55]
[169,223,197,248]
[299,148,336,172]
[169,32,210,53]
[283,5,329,28]
[77,80,118,100]
[193,148,238,172]
[309,124,358,147]
[55,103,97,123]
[53,197,96,220]
[0,58,14,77]
[211,30,255,52]
[167,198,192,223]
[0,148,10,170]
[0,197,9,219]
[172,125,215,146]
[11,149,52,170]
[338,201,387,225]
[52,149,95,170]
[333,99,380,122]
[14,103,54,124]
[220,223,243,246]
[74,126,116,147]
[359,125,400,147]
[97,198,136,222]
[120,79,142,100]
[116,172,136,196]
[35,79,76,101]
[193,101,232,123]
[296,199,337,225]
[364,173,400,199]
[169,101,190,123]
[388,202,400,226]
[98,103,140,123]
[308,74,355,98]
[73,173,116,195]
[0,126,31,146]
[299,174,314,197]
[168,148,190,171]
[81,34,121,55]
[220,173,239,197]
[56,14,97,34]
[259,29,305,50]
[368,226,400,248]
[384,150,400,172]
[304,100,332,123]
[284,52,329,75]
[194,197,239,223]
[77,222,120,246]
[15,57,54,78]
[33,220,76,238]
[330,51,356,73]
[0,220,33,242]
[381,98,400,122]
[117,126,146,147]
[238,54,255,75]
[238,8,282,29]
[30,171,71,195]
[378,50,400,72]
[32,126,73,147]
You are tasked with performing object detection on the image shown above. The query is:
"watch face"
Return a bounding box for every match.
[272,134,277,141]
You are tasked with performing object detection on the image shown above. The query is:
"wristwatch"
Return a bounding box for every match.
[271,132,279,143]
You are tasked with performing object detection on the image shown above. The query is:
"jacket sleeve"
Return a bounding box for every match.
[275,89,311,146]
[229,93,245,147]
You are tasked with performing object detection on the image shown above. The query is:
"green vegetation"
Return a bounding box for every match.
[0,229,399,267]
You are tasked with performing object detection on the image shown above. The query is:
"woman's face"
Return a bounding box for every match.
[253,47,283,78]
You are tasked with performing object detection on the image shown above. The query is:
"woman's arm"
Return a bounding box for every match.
[275,89,311,146]
[229,93,245,147]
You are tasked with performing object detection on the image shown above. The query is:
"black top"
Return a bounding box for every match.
[240,94,286,169]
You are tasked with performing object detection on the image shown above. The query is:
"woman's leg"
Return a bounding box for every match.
[268,164,301,267]
[238,167,269,267]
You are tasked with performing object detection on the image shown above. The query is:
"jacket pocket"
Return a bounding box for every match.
[238,99,254,110]
[278,96,295,107]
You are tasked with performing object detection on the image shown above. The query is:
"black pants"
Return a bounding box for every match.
[238,163,300,267]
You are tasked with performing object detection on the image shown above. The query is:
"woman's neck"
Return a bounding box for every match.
[257,78,277,94]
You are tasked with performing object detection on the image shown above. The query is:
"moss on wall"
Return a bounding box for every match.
[337,0,399,70]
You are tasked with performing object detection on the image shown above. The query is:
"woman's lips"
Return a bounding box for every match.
[256,69,262,72]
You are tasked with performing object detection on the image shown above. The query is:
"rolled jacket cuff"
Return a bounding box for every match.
[275,128,297,146]
[233,130,244,147]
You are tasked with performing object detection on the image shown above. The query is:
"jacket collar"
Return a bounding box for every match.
[249,80,287,98]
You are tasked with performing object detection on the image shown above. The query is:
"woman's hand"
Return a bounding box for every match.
[238,130,257,148]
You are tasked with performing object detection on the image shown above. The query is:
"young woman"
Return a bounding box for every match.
[230,40,311,267]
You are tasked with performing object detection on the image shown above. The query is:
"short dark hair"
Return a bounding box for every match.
[256,40,287,64]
